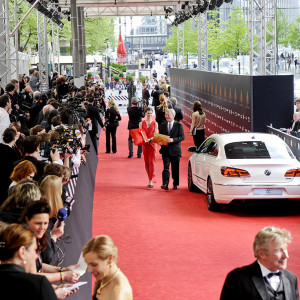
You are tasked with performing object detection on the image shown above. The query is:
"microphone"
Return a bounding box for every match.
[57,208,68,227]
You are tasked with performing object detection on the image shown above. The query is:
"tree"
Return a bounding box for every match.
[164,19,198,56]
[287,17,300,50]
[222,6,249,57]
[276,9,289,47]
[83,17,116,54]
[207,10,225,70]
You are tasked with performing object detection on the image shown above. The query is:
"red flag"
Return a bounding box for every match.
[117,34,127,64]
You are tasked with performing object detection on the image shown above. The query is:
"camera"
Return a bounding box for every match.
[40,128,85,158]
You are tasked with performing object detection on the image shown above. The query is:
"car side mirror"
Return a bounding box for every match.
[188,146,197,153]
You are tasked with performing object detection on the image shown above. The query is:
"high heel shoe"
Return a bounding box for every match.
[147,184,153,188]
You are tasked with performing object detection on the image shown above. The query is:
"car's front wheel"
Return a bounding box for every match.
[206,177,221,212]
[188,163,198,192]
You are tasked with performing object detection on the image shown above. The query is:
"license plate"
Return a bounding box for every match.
[253,189,283,195]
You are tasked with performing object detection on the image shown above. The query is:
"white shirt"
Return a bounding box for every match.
[168,120,174,135]
[257,260,281,291]
[0,107,11,143]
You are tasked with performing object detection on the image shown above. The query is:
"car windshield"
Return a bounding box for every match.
[224,141,294,159]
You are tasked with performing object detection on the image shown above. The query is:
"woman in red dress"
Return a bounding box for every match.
[139,107,158,188]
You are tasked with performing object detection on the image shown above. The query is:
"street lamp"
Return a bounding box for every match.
[104,38,109,79]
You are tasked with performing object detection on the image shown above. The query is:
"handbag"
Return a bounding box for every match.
[130,128,148,145]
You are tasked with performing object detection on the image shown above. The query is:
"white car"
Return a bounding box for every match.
[188,133,300,211]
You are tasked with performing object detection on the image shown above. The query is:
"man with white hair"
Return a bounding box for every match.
[159,108,185,190]
[220,226,299,300]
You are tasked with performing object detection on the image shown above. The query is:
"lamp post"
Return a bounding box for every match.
[104,38,109,80]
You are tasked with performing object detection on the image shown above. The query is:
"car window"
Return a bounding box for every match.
[199,138,216,154]
[225,141,294,159]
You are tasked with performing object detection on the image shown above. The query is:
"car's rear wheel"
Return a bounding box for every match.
[206,177,221,211]
[188,163,198,192]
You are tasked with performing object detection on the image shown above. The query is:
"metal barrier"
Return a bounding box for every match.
[266,126,300,161]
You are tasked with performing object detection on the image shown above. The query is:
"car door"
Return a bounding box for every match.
[195,138,218,191]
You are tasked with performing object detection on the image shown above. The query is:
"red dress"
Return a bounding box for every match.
[142,120,156,180]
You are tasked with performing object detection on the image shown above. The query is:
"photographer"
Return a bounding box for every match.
[85,96,104,154]
[56,77,69,100]
[127,97,145,158]
[14,135,62,182]
[5,82,19,122]
[29,91,43,127]
[0,94,12,143]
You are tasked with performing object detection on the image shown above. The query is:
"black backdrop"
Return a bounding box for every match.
[61,133,98,299]
[170,68,294,134]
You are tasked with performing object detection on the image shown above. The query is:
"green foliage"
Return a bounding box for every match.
[111,63,127,72]
[113,74,120,82]
[222,6,250,57]
[139,75,145,83]
[276,9,289,47]
[119,71,124,78]
[87,72,93,79]
[164,19,198,55]
[287,17,300,50]
[207,10,225,66]
[126,73,133,82]
[83,17,116,54]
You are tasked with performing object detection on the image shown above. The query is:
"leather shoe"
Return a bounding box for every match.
[128,154,133,158]
[172,185,178,190]
[161,184,169,190]
[137,155,141,158]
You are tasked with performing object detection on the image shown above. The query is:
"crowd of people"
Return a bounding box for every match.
[0,69,133,298]
[1,65,300,300]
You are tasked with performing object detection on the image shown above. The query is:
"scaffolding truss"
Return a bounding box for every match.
[249,0,276,75]
[177,23,184,68]
[198,11,208,71]
[52,23,61,75]
[37,11,49,93]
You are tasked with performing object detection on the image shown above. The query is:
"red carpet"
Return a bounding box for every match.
[92,116,300,299]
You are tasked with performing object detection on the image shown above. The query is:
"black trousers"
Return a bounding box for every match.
[193,129,205,149]
[162,153,180,186]
[106,126,117,153]
[128,132,142,156]
[89,131,98,154]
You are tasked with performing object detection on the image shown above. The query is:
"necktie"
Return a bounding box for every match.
[267,271,282,278]
[168,122,172,135]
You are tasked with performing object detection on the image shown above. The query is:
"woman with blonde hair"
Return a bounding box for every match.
[9,160,37,190]
[189,101,206,148]
[40,175,64,219]
[83,235,132,300]
[0,180,41,224]
[155,93,169,126]
[104,99,122,153]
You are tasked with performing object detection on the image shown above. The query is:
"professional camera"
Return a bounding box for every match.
[40,128,84,158]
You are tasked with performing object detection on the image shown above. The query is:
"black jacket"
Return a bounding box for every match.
[105,107,121,128]
[0,264,57,300]
[86,104,103,134]
[0,144,18,205]
[127,106,145,129]
[159,121,185,157]
[220,261,299,300]
[173,105,183,122]
[151,89,163,107]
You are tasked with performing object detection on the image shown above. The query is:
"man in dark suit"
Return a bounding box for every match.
[127,80,136,107]
[127,97,145,158]
[86,97,104,154]
[220,226,299,300]
[151,85,163,113]
[170,97,183,122]
[159,108,185,190]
